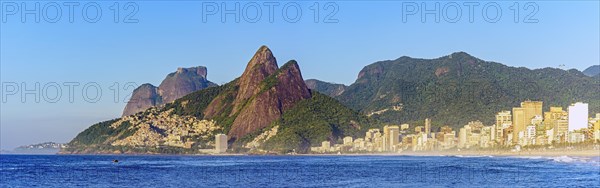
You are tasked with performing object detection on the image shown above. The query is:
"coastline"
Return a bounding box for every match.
[48,148,600,157]
[395,149,600,157]
[308,149,600,157]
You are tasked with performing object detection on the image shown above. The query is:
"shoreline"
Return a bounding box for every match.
[307,149,600,157]
[5,149,597,157]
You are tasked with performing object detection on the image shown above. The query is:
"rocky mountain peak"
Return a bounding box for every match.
[122,66,216,116]
[176,66,207,79]
[227,57,311,140]
[158,66,216,103]
[232,46,279,113]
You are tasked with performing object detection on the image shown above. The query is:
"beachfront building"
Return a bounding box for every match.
[587,113,600,142]
[215,134,228,153]
[512,101,543,145]
[494,111,512,145]
[425,118,432,136]
[383,125,400,152]
[568,131,585,143]
[568,102,589,131]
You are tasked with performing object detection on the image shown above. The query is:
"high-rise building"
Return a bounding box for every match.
[512,101,543,144]
[531,115,544,137]
[545,107,568,121]
[383,125,400,151]
[365,129,380,142]
[215,134,228,153]
[555,119,569,143]
[543,107,568,143]
[590,113,600,141]
[526,125,536,145]
[568,102,589,131]
[459,127,468,148]
[425,118,431,136]
[495,111,512,144]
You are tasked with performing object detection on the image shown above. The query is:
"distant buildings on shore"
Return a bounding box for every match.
[312,101,600,153]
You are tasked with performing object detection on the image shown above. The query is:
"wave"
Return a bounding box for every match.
[511,155,600,166]
[453,155,494,158]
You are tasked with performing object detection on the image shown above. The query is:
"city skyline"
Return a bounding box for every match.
[312,100,600,154]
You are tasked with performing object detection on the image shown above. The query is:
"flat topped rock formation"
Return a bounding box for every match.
[122,66,217,116]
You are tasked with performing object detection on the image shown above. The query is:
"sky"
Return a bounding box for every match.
[1,1,599,150]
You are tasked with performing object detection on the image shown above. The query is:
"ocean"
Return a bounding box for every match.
[1,155,599,187]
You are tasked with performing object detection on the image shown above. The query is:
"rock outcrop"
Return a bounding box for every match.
[122,66,217,116]
[159,66,215,103]
[122,84,162,116]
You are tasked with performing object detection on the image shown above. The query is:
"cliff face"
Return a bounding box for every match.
[122,84,162,116]
[231,46,279,115]
[159,66,215,103]
[228,60,311,140]
[202,46,311,141]
[122,66,217,116]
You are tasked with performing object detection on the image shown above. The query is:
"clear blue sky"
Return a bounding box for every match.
[1,1,599,150]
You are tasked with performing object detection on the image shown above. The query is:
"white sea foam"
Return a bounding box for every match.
[454,155,493,158]
[512,155,600,166]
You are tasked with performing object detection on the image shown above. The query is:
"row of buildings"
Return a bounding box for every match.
[312,101,600,153]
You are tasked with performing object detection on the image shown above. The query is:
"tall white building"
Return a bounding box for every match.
[215,134,228,153]
[568,102,589,131]
[458,128,467,148]
[425,118,431,136]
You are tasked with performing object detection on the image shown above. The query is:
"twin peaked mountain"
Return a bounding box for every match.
[204,46,311,140]
[64,46,366,154]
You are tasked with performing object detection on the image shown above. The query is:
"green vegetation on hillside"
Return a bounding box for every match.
[64,119,140,152]
[337,52,600,129]
[262,91,374,153]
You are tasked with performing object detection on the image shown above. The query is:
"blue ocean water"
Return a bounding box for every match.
[1,154,599,187]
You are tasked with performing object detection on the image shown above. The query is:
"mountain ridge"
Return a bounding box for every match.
[583,65,600,77]
[305,79,347,97]
[335,51,599,128]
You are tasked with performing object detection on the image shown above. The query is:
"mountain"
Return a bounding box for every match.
[206,46,312,141]
[63,46,370,154]
[336,52,600,128]
[583,65,600,77]
[122,66,217,116]
[305,79,347,97]
[122,84,161,116]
